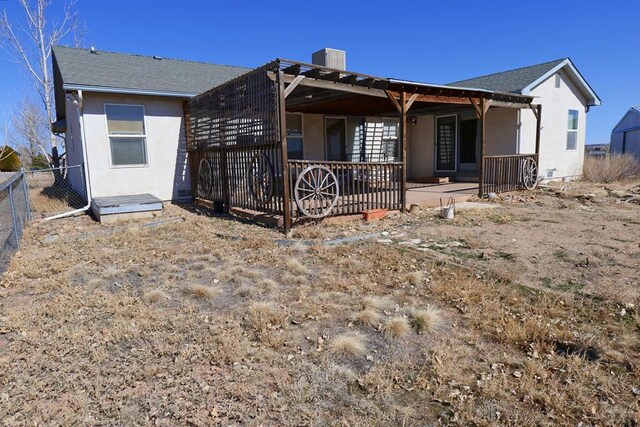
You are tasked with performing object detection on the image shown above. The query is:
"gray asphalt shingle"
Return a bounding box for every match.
[447,58,567,93]
[53,46,252,95]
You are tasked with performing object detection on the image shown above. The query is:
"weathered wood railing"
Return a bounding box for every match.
[288,160,403,217]
[482,154,538,195]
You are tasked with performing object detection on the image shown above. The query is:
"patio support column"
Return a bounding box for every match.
[400,91,407,213]
[477,98,487,198]
[277,70,292,234]
[534,104,542,156]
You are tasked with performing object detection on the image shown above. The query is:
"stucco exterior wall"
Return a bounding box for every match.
[64,95,87,196]
[520,69,588,179]
[302,114,325,160]
[80,92,190,201]
[485,108,518,156]
[407,114,435,179]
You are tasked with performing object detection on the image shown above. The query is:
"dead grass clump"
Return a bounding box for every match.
[363,296,394,311]
[217,265,261,284]
[329,332,367,357]
[257,278,277,293]
[143,290,169,304]
[382,316,412,339]
[285,258,309,275]
[353,309,380,328]
[405,271,424,286]
[289,241,309,254]
[247,301,287,331]
[186,284,219,299]
[582,154,640,183]
[411,308,442,333]
[281,272,306,286]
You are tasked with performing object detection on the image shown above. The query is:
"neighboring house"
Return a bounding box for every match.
[52,47,600,215]
[610,106,640,158]
[448,58,601,180]
[52,46,249,202]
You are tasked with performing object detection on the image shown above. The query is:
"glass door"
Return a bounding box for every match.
[435,115,457,172]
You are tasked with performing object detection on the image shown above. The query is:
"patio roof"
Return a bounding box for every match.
[270,59,536,116]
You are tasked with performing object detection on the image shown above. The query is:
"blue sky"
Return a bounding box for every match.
[0,0,638,145]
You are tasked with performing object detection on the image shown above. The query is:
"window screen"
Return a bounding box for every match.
[567,110,578,150]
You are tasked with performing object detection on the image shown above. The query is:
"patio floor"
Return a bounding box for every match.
[406,181,479,209]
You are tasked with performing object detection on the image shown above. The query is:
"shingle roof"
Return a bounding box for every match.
[447,58,567,94]
[52,45,251,95]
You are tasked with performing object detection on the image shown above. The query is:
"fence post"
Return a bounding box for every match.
[21,171,32,222]
[8,182,19,247]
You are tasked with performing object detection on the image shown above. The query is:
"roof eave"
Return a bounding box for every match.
[63,84,197,98]
[521,59,601,107]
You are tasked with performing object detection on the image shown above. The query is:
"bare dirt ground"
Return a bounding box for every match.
[0,179,639,426]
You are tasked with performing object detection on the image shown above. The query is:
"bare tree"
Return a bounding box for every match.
[0,0,80,170]
[11,98,50,163]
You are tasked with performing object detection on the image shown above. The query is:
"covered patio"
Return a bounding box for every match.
[185,59,541,232]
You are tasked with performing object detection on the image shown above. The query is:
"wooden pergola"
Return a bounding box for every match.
[185,59,541,233]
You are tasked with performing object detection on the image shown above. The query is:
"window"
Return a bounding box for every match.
[567,110,579,150]
[105,104,147,166]
[382,119,399,161]
[286,113,304,160]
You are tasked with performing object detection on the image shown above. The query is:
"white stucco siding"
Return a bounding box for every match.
[485,108,518,156]
[81,92,190,201]
[302,114,325,160]
[407,114,435,179]
[522,69,588,179]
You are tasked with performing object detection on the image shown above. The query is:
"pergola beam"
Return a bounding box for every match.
[284,75,305,98]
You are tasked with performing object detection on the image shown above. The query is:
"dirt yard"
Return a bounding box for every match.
[0,180,639,426]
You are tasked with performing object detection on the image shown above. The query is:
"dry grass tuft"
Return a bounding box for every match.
[382,316,412,339]
[186,284,219,299]
[582,154,640,183]
[143,290,169,304]
[247,301,287,331]
[363,296,394,311]
[285,258,309,275]
[405,271,424,286]
[353,309,380,328]
[411,308,442,333]
[289,241,309,254]
[329,332,367,357]
[257,278,277,293]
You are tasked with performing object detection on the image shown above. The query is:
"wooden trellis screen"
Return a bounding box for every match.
[185,63,286,216]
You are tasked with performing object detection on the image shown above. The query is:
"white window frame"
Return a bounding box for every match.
[434,114,458,172]
[104,103,149,168]
[286,112,304,160]
[566,109,579,151]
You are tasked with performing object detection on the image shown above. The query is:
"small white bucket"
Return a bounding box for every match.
[441,206,455,219]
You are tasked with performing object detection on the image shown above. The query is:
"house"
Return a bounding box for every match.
[585,143,610,158]
[448,58,600,180]
[51,46,249,204]
[52,47,600,226]
[610,106,640,158]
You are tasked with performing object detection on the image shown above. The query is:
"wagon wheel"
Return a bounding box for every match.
[247,153,274,204]
[294,165,339,218]
[521,157,538,190]
[197,158,213,197]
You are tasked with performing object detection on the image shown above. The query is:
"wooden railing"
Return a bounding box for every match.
[482,154,538,195]
[288,160,403,217]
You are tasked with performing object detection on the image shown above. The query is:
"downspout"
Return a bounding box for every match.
[45,90,93,220]
[516,109,521,153]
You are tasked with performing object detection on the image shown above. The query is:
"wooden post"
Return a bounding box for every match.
[478,98,487,198]
[535,104,542,156]
[277,71,292,234]
[400,91,407,213]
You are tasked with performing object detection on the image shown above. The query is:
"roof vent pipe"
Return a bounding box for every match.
[90,46,97,54]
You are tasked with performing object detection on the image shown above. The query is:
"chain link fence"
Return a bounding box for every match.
[24,164,87,219]
[0,172,31,273]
